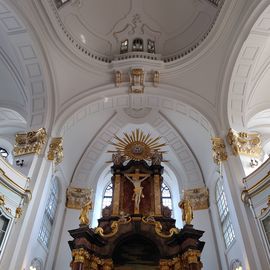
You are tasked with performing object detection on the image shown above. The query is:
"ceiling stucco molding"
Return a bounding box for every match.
[71,109,204,189]
[224,1,270,131]
[0,0,50,129]
[58,93,215,139]
[31,0,241,78]
[43,0,225,64]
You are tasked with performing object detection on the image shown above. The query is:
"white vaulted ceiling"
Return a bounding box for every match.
[1,0,270,192]
[42,0,224,62]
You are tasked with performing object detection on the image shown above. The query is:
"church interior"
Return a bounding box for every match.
[1,0,270,269]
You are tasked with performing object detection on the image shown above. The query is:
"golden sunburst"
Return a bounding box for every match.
[108,129,166,161]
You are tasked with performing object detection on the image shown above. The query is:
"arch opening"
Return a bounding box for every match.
[112,234,160,269]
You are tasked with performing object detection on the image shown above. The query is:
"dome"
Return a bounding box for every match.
[45,0,224,62]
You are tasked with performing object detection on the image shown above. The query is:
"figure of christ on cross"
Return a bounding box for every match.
[124,169,150,214]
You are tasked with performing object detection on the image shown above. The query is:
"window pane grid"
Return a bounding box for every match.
[161,182,172,214]
[102,183,113,209]
[215,179,235,249]
[101,182,173,215]
[38,179,58,248]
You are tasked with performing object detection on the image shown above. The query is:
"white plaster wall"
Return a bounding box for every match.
[193,209,221,270]
[53,209,80,270]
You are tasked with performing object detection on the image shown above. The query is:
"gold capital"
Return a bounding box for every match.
[227,128,262,157]
[211,137,227,164]
[47,137,63,164]
[182,249,201,264]
[13,128,47,156]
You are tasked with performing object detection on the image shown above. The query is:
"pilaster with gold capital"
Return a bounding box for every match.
[47,137,64,165]
[211,137,227,164]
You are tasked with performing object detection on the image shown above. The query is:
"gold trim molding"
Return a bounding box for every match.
[95,215,131,238]
[211,137,227,164]
[130,68,144,93]
[66,187,92,209]
[47,137,63,164]
[183,188,209,210]
[241,171,270,205]
[13,128,47,156]
[227,128,262,157]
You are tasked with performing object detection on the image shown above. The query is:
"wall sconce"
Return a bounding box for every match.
[250,158,258,168]
[16,159,24,167]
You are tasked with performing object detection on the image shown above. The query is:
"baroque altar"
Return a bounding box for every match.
[68,130,205,270]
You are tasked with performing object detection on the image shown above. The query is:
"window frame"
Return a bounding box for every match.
[0,207,13,260]
[161,182,173,214]
[38,178,59,250]
[102,182,113,210]
[215,179,235,249]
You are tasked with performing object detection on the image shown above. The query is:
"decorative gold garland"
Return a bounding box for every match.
[95,217,131,238]
[142,216,179,238]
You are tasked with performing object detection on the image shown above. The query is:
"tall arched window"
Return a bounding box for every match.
[101,182,173,214]
[38,178,59,248]
[215,179,235,248]
[102,183,113,209]
[161,182,172,212]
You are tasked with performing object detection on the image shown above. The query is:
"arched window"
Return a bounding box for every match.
[215,179,235,248]
[0,208,12,258]
[30,258,43,270]
[38,178,58,248]
[0,147,8,159]
[102,183,113,209]
[55,0,70,8]
[101,182,173,213]
[132,38,143,52]
[161,182,172,211]
[120,40,128,54]
[147,39,155,53]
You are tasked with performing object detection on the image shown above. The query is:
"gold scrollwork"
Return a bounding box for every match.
[95,216,131,238]
[182,249,201,265]
[47,137,63,164]
[13,128,47,156]
[211,137,227,164]
[142,215,179,238]
[227,128,262,157]
[72,248,90,264]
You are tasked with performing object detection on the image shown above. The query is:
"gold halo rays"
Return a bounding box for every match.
[108,129,166,161]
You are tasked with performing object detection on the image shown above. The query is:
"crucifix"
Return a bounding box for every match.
[124,169,150,214]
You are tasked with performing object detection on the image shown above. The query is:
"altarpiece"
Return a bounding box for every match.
[68,130,205,270]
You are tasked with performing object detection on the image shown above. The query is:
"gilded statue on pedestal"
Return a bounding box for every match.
[179,199,193,225]
[79,200,92,225]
